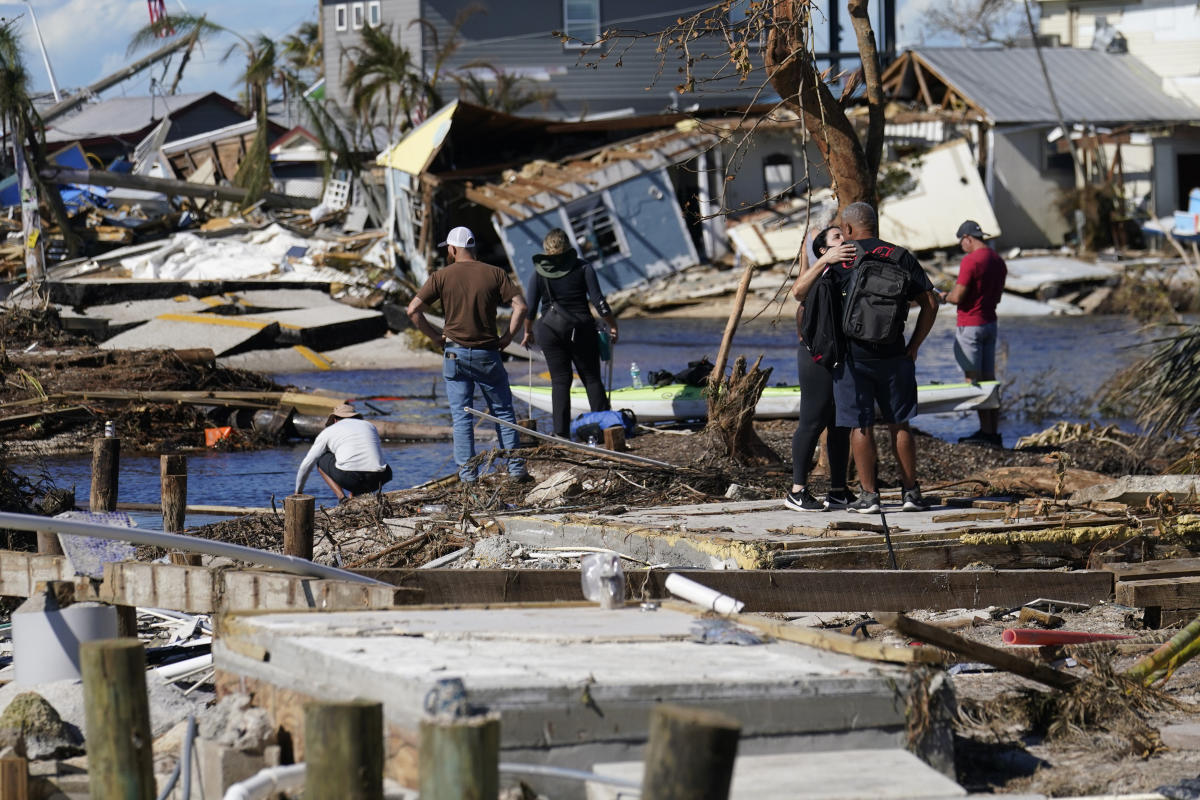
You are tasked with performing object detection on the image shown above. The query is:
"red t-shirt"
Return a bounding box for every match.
[956,247,1007,326]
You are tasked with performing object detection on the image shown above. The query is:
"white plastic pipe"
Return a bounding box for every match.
[222,764,305,800]
[664,573,745,615]
[0,511,385,585]
[155,653,213,681]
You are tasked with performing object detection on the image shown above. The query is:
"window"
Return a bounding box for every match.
[763,154,794,198]
[352,2,364,30]
[1043,138,1075,172]
[567,195,624,261]
[367,0,381,27]
[334,4,347,31]
[563,0,600,47]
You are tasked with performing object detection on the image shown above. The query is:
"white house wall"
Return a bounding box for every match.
[1038,0,1200,106]
[991,127,1076,248]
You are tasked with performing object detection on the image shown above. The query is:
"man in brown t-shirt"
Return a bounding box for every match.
[407,226,529,483]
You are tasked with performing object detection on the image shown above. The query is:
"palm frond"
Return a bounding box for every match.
[127,13,223,56]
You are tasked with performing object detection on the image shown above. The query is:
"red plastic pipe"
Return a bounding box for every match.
[1002,628,1138,646]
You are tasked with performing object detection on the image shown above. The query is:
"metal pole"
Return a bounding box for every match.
[22,2,61,102]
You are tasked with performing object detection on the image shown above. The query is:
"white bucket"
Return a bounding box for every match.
[12,602,119,686]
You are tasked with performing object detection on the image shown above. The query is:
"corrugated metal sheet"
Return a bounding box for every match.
[46,93,212,142]
[915,47,1200,124]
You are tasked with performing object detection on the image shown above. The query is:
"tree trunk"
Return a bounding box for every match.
[765,0,875,210]
[706,355,780,466]
[847,0,886,178]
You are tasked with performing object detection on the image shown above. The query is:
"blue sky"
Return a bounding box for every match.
[0,0,317,99]
[1,0,941,101]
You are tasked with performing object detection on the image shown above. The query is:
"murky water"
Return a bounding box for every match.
[14,312,1149,528]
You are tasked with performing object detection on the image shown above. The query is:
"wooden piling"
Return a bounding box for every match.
[36,531,63,556]
[0,756,29,800]
[161,454,200,566]
[90,436,120,512]
[80,639,154,800]
[641,705,741,800]
[602,425,626,452]
[285,494,315,561]
[304,700,384,800]
[419,713,500,800]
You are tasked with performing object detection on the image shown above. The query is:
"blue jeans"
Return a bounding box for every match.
[442,346,525,482]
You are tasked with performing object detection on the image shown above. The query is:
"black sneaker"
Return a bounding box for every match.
[902,485,930,511]
[848,491,881,514]
[986,432,1004,449]
[784,488,827,511]
[824,489,858,510]
[958,429,988,445]
[509,472,535,485]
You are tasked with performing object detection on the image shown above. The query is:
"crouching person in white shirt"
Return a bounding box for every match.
[295,403,392,503]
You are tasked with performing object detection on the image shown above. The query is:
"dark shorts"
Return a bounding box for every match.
[316,451,393,494]
[832,356,918,428]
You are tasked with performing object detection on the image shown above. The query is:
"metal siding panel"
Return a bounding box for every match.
[917,47,1200,124]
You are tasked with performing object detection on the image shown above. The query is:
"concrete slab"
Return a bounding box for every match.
[217,333,442,373]
[99,314,281,356]
[586,748,966,799]
[60,296,212,325]
[500,499,1119,570]
[249,305,387,349]
[215,606,919,797]
[223,288,344,310]
[950,256,1115,297]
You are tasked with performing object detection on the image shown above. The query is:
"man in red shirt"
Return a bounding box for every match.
[943,220,1006,447]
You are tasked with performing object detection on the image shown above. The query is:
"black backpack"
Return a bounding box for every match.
[800,271,844,370]
[841,242,913,345]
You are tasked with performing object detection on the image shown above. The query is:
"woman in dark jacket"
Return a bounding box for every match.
[521,228,620,438]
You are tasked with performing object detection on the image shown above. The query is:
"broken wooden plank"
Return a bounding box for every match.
[665,601,943,664]
[357,568,1112,612]
[873,611,1079,690]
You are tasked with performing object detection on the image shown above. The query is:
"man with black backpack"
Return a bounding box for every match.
[828,202,940,513]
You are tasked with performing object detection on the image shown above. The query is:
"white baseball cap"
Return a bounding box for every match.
[437,226,475,248]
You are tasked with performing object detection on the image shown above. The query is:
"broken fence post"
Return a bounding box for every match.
[285,494,315,561]
[81,639,154,800]
[161,454,200,566]
[419,712,501,800]
[304,700,384,800]
[641,704,740,800]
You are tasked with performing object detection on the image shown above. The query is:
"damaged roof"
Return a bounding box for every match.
[899,47,1200,124]
[465,125,719,222]
[45,92,249,144]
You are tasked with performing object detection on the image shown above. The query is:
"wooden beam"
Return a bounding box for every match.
[913,61,934,107]
[1105,559,1200,583]
[874,611,1079,690]
[1116,576,1200,608]
[357,568,1112,612]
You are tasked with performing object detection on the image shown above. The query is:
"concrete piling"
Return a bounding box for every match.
[81,639,155,800]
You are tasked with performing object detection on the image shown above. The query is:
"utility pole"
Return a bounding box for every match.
[10,116,45,284]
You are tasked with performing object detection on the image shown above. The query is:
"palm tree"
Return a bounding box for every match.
[129,16,278,207]
[455,63,556,114]
[281,20,322,81]
[340,23,419,145]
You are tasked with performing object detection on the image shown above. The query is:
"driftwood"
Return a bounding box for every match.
[705,355,779,466]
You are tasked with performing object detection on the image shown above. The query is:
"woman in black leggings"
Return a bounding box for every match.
[521,228,620,438]
[786,226,857,512]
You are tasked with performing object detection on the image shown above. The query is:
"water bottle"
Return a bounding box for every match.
[104,420,115,438]
[630,362,642,388]
[587,434,598,447]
